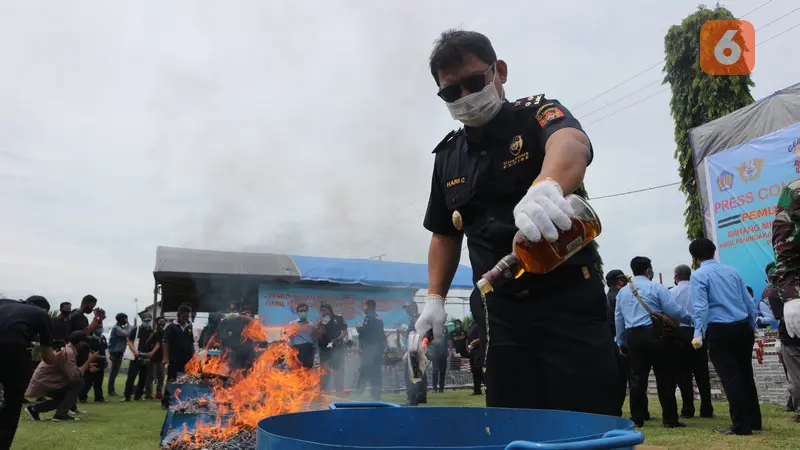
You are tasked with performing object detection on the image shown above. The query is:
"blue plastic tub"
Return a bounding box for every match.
[160,409,231,446]
[257,402,644,450]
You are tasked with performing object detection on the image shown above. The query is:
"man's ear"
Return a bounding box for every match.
[496,59,508,84]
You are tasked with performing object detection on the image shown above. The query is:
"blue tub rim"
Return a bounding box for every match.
[256,402,645,450]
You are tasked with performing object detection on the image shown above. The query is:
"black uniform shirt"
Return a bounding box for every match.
[131,325,161,354]
[449,327,468,355]
[163,321,195,363]
[0,300,53,347]
[69,310,89,333]
[606,287,620,336]
[358,313,385,350]
[423,96,599,291]
[320,314,347,348]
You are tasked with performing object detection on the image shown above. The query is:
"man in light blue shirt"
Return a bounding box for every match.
[670,265,713,419]
[615,256,692,428]
[288,303,316,369]
[689,238,759,436]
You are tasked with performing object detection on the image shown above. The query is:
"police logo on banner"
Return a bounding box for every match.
[790,138,800,173]
[717,170,734,192]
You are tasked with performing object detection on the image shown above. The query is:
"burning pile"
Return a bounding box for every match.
[166,320,323,450]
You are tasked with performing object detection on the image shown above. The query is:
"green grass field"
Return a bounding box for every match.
[12,379,800,450]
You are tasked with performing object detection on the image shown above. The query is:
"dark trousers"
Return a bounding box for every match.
[707,320,761,434]
[470,351,483,394]
[294,343,315,369]
[107,351,124,394]
[0,346,32,450]
[615,344,630,411]
[431,353,447,391]
[357,350,383,401]
[124,358,150,400]
[481,265,620,416]
[320,347,345,392]
[80,365,105,401]
[674,327,713,417]
[161,359,188,408]
[30,380,84,415]
[627,326,680,425]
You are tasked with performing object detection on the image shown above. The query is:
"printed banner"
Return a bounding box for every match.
[257,284,416,330]
[705,121,800,298]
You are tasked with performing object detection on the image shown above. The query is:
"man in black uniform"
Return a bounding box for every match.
[316,302,348,396]
[123,313,161,402]
[79,327,108,403]
[356,299,385,401]
[0,296,55,449]
[606,270,633,414]
[450,319,468,357]
[51,302,72,350]
[161,304,195,409]
[416,29,619,414]
[467,316,484,395]
[402,301,427,405]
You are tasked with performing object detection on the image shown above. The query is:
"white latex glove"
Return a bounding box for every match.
[784,299,800,338]
[513,179,574,242]
[414,295,447,343]
[692,336,703,350]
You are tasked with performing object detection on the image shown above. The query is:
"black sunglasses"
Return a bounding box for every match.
[437,62,496,103]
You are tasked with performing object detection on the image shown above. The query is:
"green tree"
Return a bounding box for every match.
[663,4,755,240]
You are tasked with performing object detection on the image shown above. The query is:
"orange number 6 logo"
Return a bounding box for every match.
[700,20,755,76]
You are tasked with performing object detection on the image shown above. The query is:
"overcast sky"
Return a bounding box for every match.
[0,0,797,319]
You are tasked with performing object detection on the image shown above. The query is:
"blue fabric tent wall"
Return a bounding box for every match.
[289,255,475,290]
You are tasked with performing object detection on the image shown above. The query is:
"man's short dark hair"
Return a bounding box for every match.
[115,313,128,323]
[59,302,71,309]
[81,295,97,306]
[297,303,308,311]
[765,262,775,276]
[689,238,717,261]
[366,299,376,309]
[68,330,88,346]
[25,295,50,311]
[674,265,692,282]
[630,257,652,276]
[429,29,497,85]
[178,304,192,314]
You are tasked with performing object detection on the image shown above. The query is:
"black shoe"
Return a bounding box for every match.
[632,421,644,428]
[78,398,87,404]
[24,406,41,421]
[792,414,800,423]
[52,414,78,422]
[713,428,751,436]
[109,392,119,397]
[664,421,687,429]
[644,415,654,421]
[121,398,131,402]
[680,413,694,419]
[94,398,106,403]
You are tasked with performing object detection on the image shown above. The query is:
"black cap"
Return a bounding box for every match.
[605,269,626,284]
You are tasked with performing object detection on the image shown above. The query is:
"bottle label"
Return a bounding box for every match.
[566,236,584,254]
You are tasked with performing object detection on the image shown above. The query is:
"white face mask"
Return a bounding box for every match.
[445,71,503,128]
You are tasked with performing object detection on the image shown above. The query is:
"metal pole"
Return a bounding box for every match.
[133,298,139,326]
[152,279,159,317]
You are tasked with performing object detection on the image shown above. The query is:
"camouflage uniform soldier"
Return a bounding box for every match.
[772,178,800,421]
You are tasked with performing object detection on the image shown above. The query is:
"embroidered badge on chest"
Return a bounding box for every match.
[503,135,529,170]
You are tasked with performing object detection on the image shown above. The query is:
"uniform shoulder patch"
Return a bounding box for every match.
[513,94,544,109]
[375,315,382,321]
[432,129,459,154]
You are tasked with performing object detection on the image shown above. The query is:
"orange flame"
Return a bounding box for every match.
[167,319,324,448]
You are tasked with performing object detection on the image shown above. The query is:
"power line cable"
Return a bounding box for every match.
[571,0,777,111]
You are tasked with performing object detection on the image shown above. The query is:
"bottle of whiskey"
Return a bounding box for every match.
[476,194,602,296]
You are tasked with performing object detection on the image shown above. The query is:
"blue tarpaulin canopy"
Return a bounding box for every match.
[153,246,475,290]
